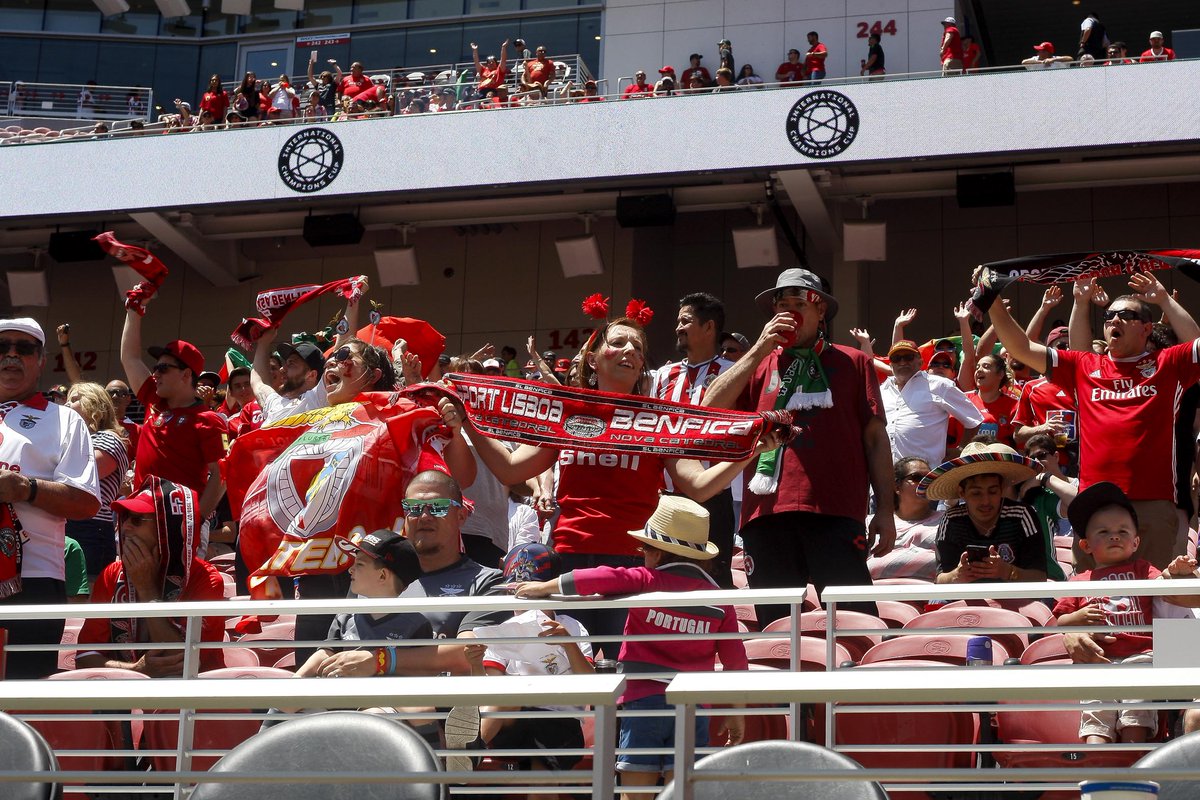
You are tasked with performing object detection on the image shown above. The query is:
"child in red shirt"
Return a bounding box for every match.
[1052,482,1199,744]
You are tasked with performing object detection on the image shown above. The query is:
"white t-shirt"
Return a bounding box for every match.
[461,433,517,550]
[0,396,99,580]
[506,500,541,552]
[259,383,328,425]
[881,371,984,467]
[482,612,591,712]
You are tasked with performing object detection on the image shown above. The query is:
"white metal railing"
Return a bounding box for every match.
[2,580,1200,797]
[2,81,152,121]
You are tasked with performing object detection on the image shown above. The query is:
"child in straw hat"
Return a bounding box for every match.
[513,495,747,798]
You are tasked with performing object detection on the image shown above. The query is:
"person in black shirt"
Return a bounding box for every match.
[861,33,885,78]
[918,442,1047,583]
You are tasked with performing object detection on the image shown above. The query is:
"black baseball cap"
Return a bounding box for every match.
[276,341,325,373]
[350,530,421,584]
[1067,481,1138,538]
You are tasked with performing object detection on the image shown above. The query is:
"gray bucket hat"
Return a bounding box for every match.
[754,267,838,321]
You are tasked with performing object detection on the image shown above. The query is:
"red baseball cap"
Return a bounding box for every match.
[554,358,572,372]
[659,66,676,75]
[148,340,204,376]
[1033,42,1054,54]
[111,488,155,516]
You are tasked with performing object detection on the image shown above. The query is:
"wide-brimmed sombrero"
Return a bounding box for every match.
[627,495,718,560]
[917,442,1038,501]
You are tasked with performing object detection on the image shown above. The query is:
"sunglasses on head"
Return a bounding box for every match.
[1103,309,1145,323]
[0,339,40,357]
[401,498,463,518]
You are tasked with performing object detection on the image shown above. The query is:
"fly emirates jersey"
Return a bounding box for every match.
[1047,342,1200,501]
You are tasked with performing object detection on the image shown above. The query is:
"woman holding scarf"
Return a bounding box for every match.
[439,314,781,638]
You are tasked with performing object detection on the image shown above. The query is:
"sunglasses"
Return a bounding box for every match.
[123,512,153,526]
[401,498,463,518]
[721,346,744,355]
[890,353,918,363]
[330,346,356,363]
[107,389,131,398]
[900,474,925,484]
[930,360,954,369]
[1103,309,1145,323]
[151,363,183,375]
[0,339,40,357]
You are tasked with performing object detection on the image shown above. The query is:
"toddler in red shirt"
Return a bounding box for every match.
[1052,481,1199,744]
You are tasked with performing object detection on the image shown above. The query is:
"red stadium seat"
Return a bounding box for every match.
[859,634,1011,666]
[235,621,295,666]
[875,600,921,629]
[29,668,150,781]
[734,604,759,631]
[871,578,933,609]
[730,568,748,589]
[57,622,82,672]
[220,644,260,668]
[903,606,1032,660]
[994,698,1147,775]
[143,666,294,773]
[795,610,886,663]
[744,636,851,671]
[1019,633,1072,666]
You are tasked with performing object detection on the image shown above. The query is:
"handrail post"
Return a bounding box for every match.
[173,612,202,799]
[789,599,802,741]
[593,702,617,800]
[825,595,836,749]
[674,701,696,800]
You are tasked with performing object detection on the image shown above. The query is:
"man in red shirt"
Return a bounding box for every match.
[683,53,710,86]
[775,49,804,85]
[472,40,509,101]
[803,32,828,82]
[76,478,225,675]
[1140,31,1175,62]
[337,61,370,98]
[703,269,895,623]
[120,304,227,554]
[961,35,981,71]
[989,272,1200,568]
[520,45,556,98]
[622,70,653,99]
[940,16,964,75]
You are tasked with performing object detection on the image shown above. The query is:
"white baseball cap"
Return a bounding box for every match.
[482,358,502,369]
[0,318,45,344]
[1150,31,1164,39]
[942,16,957,25]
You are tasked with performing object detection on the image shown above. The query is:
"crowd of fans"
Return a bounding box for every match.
[3,251,1200,786]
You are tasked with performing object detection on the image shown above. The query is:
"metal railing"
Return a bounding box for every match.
[2,81,152,121]
[0,580,1198,797]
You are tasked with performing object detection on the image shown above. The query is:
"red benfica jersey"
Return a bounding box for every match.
[1047,343,1200,501]
[135,378,228,492]
[1052,559,1159,660]
[553,450,666,556]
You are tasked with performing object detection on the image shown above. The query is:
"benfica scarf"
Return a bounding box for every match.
[441,373,794,461]
[223,389,451,599]
[0,502,24,600]
[966,249,1200,320]
[750,338,831,496]
[231,277,365,350]
[110,477,199,649]
[94,232,170,316]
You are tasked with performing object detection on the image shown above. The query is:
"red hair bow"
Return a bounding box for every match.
[581,293,610,320]
[625,299,654,326]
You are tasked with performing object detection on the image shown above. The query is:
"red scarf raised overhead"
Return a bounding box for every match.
[222,390,450,599]
[94,231,170,316]
[441,373,794,461]
[231,277,365,350]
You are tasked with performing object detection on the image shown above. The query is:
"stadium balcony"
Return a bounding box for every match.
[2,578,1200,798]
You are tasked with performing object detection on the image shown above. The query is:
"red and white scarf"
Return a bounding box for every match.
[231,276,365,350]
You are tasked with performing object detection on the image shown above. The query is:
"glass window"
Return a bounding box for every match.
[408,0,460,18]
[43,0,99,33]
[351,0,404,25]
[0,0,44,31]
[461,19,511,63]
[299,0,350,28]
[99,0,157,35]
[294,41,351,80]
[202,9,238,36]
[151,43,200,116]
[405,23,460,68]
[349,30,406,70]
[466,0,516,13]
[198,42,238,88]
[161,12,203,37]
[240,0,296,34]
[0,37,41,82]
[37,38,98,84]
[96,42,156,90]
[578,10,599,70]
[518,14,576,57]
[523,0,577,8]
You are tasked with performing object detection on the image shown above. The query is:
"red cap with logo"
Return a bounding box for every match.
[147,340,205,376]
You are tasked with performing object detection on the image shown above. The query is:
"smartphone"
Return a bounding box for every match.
[966,544,991,563]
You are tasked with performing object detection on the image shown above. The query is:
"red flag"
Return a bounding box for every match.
[222,389,450,599]
[94,231,171,316]
[231,276,365,351]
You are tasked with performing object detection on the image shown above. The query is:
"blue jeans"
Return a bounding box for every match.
[618,693,709,773]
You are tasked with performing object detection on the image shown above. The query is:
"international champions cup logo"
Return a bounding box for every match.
[278,128,345,193]
[785,90,860,159]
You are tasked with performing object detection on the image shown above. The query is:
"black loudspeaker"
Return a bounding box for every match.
[956,172,1015,209]
[48,230,105,263]
[302,214,365,247]
[616,194,676,228]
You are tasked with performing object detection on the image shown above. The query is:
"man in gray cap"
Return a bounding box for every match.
[703,268,894,623]
[0,317,100,678]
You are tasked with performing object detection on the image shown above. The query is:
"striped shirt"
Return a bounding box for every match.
[92,429,129,523]
[651,356,735,405]
[934,499,1046,577]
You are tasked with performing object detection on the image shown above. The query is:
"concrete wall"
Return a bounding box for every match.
[601,0,956,85]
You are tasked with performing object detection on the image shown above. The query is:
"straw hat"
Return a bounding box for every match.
[917,442,1038,501]
[627,496,717,560]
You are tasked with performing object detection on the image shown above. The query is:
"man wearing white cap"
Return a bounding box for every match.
[1139,31,1175,62]
[940,17,964,75]
[0,318,100,678]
